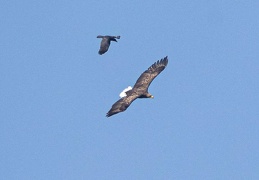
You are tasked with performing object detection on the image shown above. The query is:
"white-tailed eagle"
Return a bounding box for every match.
[106,56,168,117]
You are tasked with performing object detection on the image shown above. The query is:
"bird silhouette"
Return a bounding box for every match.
[97,35,120,55]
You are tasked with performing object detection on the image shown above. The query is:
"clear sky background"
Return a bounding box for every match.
[1,1,259,179]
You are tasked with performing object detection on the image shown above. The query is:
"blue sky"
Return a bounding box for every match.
[1,0,259,179]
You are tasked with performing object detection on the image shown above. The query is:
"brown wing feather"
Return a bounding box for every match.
[133,56,168,92]
[106,92,138,117]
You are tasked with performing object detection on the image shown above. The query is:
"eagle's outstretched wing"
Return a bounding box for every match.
[133,56,168,92]
[106,92,138,117]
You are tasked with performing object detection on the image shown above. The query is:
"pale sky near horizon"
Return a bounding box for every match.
[1,1,259,179]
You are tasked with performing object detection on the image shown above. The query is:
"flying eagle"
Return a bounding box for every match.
[97,35,120,55]
[106,56,168,117]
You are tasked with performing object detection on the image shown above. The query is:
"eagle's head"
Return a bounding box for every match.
[147,93,154,98]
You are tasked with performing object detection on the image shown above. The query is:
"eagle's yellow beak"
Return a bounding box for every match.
[150,95,154,99]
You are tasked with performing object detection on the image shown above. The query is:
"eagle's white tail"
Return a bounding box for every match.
[119,86,132,98]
